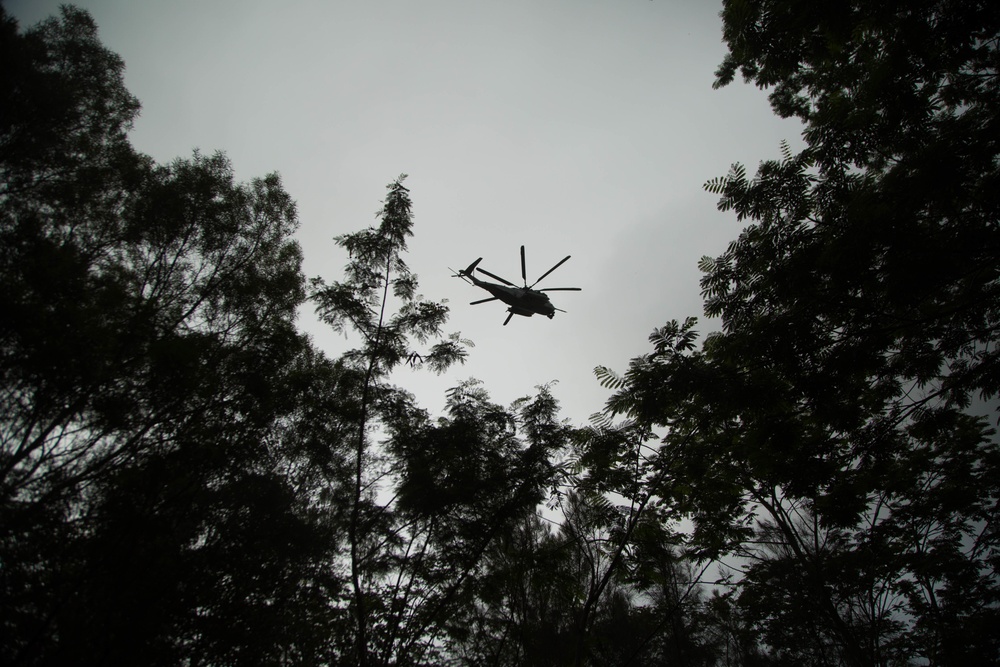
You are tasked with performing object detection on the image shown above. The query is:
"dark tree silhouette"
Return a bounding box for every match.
[1,8,343,664]
[595,2,1000,665]
[0,9,569,664]
[309,177,569,665]
[12,3,997,666]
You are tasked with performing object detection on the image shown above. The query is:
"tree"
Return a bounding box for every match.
[1,8,570,664]
[596,2,1000,665]
[310,177,567,665]
[310,174,465,665]
[444,484,718,667]
[1,6,579,665]
[1,8,344,664]
[448,511,582,666]
[383,381,567,665]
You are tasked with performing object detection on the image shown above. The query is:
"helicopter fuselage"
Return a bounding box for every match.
[454,251,578,325]
[466,273,556,318]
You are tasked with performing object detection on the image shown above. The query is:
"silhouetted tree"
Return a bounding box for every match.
[596,2,1000,665]
[1,8,569,665]
[309,177,567,665]
[1,7,344,664]
[448,512,581,666]
[445,487,718,667]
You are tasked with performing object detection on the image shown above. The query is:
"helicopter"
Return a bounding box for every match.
[452,245,581,325]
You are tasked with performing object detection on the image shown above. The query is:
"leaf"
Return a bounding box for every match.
[594,365,625,390]
[704,176,729,195]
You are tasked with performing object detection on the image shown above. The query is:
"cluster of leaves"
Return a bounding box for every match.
[8,2,1000,666]
[307,178,574,663]
[0,7,353,664]
[0,7,580,665]
[585,1,1000,665]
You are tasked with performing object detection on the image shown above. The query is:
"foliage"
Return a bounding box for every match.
[309,174,571,664]
[593,2,1000,665]
[447,498,719,667]
[1,7,345,664]
[0,7,573,665]
[13,2,998,666]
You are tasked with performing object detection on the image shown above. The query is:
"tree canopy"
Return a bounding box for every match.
[2,2,998,666]
[594,1,1000,664]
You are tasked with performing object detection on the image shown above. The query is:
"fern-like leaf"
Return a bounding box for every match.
[704,176,729,195]
[594,365,626,390]
[589,411,614,430]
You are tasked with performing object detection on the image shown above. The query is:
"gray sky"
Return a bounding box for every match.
[8,0,803,423]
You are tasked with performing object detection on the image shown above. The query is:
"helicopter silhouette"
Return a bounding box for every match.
[452,245,581,325]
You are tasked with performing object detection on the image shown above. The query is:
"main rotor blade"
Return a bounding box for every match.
[470,297,499,305]
[530,255,571,287]
[539,287,581,291]
[520,245,527,285]
[503,311,514,326]
[476,267,517,287]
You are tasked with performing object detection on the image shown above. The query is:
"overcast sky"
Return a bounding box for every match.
[8,0,803,424]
